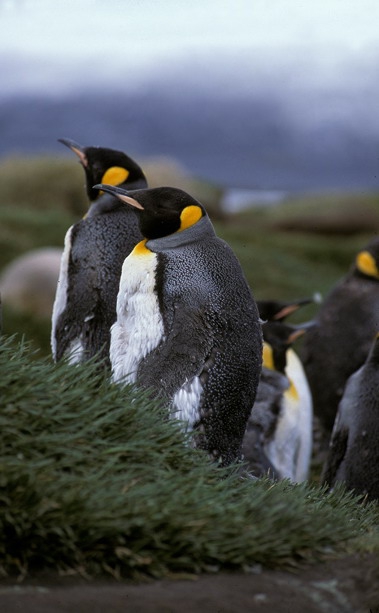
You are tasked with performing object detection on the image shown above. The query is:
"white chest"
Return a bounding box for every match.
[172,376,203,430]
[51,226,73,359]
[110,245,165,384]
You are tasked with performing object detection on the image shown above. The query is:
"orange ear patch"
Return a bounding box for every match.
[179,205,203,232]
[356,251,379,278]
[101,166,130,187]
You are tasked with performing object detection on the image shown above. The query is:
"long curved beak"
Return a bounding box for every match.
[287,320,318,343]
[93,184,144,209]
[273,297,317,321]
[58,138,88,167]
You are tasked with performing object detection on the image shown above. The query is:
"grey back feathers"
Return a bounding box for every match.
[52,206,143,364]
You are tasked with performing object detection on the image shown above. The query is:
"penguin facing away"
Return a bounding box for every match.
[95,183,263,467]
[51,140,147,366]
[58,138,147,205]
[301,236,379,434]
[244,320,314,482]
[322,333,379,502]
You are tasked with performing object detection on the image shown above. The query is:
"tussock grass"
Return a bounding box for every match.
[0,156,87,216]
[0,205,72,271]
[1,337,378,579]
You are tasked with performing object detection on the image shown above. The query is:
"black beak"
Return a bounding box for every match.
[58,137,84,152]
[58,138,88,167]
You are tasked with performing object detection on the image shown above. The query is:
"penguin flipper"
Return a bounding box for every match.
[138,303,214,397]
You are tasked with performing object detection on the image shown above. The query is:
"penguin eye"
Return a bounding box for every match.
[101,167,130,186]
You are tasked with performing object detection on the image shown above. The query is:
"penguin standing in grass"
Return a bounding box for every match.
[242,366,289,481]
[243,320,313,481]
[51,140,147,366]
[322,333,379,502]
[95,184,262,467]
[301,237,379,434]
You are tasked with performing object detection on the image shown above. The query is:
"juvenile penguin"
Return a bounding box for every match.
[243,320,313,481]
[322,333,379,502]
[242,366,289,480]
[95,184,263,467]
[301,237,379,434]
[51,140,147,366]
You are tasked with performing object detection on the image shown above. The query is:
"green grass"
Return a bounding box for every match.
[0,336,378,579]
[0,156,87,215]
[216,199,378,304]
[0,204,74,270]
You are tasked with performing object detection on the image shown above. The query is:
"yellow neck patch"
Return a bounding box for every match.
[356,250,379,278]
[263,342,299,401]
[132,239,151,256]
[285,380,299,401]
[101,166,130,187]
[262,342,274,370]
[179,205,203,232]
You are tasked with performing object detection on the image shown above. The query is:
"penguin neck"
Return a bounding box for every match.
[146,215,215,252]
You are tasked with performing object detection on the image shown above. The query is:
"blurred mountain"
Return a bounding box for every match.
[0,65,378,191]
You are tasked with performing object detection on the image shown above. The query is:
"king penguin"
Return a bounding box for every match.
[51,139,147,366]
[94,183,263,467]
[322,333,379,502]
[301,236,379,434]
[243,320,313,482]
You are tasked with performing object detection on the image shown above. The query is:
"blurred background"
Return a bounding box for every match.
[1,0,379,191]
[1,0,379,352]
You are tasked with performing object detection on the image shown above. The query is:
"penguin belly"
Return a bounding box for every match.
[51,227,85,363]
[264,390,300,481]
[110,245,165,383]
[285,349,313,482]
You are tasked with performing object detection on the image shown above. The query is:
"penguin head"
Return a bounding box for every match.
[93,185,207,240]
[262,320,316,373]
[257,297,316,322]
[58,138,147,201]
[354,237,379,280]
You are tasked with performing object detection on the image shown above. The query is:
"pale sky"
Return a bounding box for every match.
[1,0,379,96]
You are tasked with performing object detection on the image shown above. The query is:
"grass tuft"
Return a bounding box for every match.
[0,336,378,579]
